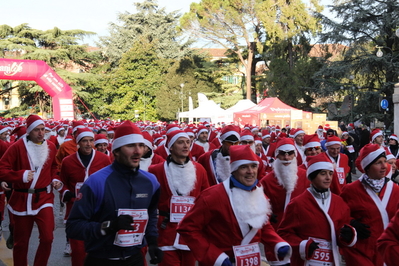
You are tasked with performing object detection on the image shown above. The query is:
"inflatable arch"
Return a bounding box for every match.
[0,58,74,120]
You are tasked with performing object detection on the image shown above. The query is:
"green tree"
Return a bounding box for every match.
[98,0,192,67]
[313,0,399,126]
[94,37,168,120]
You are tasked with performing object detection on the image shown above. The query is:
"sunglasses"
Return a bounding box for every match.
[225,141,240,146]
[278,150,295,156]
[306,146,321,152]
[241,141,254,145]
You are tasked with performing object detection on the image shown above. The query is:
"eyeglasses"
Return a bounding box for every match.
[241,141,254,145]
[278,150,295,156]
[306,146,321,152]
[225,141,240,146]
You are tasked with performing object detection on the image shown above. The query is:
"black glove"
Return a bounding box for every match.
[340,224,354,242]
[350,219,371,239]
[270,213,278,224]
[105,215,134,234]
[63,191,75,202]
[307,241,319,258]
[147,236,163,264]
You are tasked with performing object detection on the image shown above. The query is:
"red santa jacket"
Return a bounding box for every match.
[377,208,399,266]
[0,138,58,215]
[190,142,205,162]
[324,152,350,195]
[278,189,356,266]
[260,168,310,231]
[177,179,290,266]
[340,178,399,266]
[59,150,111,219]
[148,160,209,249]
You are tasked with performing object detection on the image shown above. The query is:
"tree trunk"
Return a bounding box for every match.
[246,42,255,100]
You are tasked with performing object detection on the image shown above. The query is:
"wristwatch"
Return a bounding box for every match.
[101,220,111,235]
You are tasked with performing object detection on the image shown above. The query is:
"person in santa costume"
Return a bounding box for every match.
[55,125,67,149]
[260,138,309,231]
[291,128,306,166]
[66,120,163,266]
[197,125,241,186]
[278,152,357,266]
[59,127,111,265]
[184,127,205,161]
[370,129,384,147]
[154,124,180,160]
[239,130,266,177]
[148,130,209,266]
[324,135,350,194]
[340,144,399,266]
[94,133,111,156]
[387,134,399,158]
[195,126,216,152]
[177,144,292,266]
[377,208,399,266]
[0,115,59,266]
[140,131,164,171]
[56,120,85,167]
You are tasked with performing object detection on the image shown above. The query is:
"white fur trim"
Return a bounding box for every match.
[293,129,305,138]
[220,131,240,142]
[346,226,357,247]
[196,128,208,137]
[166,126,180,134]
[27,119,44,134]
[214,253,229,266]
[0,127,9,134]
[7,203,53,216]
[306,161,334,177]
[143,139,153,149]
[23,170,30,183]
[360,148,385,170]
[390,135,398,141]
[240,135,254,141]
[262,134,271,139]
[72,125,85,134]
[76,131,94,143]
[274,144,295,157]
[94,138,108,146]
[167,132,189,149]
[299,240,309,261]
[372,131,383,142]
[304,141,321,149]
[112,134,144,151]
[325,141,341,147]
[269,242,292,265]
[230,159,259,173]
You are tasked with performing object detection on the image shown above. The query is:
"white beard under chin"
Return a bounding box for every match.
[168,161,197,196]
[273,157,299,194]
[215,152,231,182]
[232,186,271,229]
[250,143,256,153]
[140,157,152,172]
[26,141,49,169]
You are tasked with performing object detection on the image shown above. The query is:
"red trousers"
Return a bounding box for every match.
[13,207,54,266]
[70,238,86,266]
[158,250,196,266]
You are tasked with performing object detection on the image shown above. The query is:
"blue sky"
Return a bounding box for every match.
[3,0,332,47]
[2,0,197,46]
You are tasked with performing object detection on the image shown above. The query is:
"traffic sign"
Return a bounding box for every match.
[381,99,389,110]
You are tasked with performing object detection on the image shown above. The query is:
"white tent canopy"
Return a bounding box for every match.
[225,99,256,122]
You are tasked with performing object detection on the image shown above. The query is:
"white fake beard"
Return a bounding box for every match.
[215,152,231,182]
[273,157,299,194]
[168,161,197,196]
[44,132,51,140]
[250,143,256,153]
[140,156,152,171]
[232,186,271,229]
[26,140,49,169]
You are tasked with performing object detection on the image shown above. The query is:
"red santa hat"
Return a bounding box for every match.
[196,126,208,138]
[230,145,259,173]
[72,120,85,134]
[292,128,305,138]
[64,135,73,142]
[166,123,180,134]
[220,125,240,142]
[166,130,189,149]
[317,125,323,131]
[76,127,94,143]
[390,134,399,142]
[254,136,262,145]
[324,124,330,130]
[57,125,66,133]
[251,126,259,133]
[10,125,26,139]
[306,153,334,179]
[356,144,386,173]
[386,149,395,161]
[341,131,349,137]
[112,121,144,152]
[142,131,154,150]
[0,125,9,135]
[275,125,281,131]
[26,115,44,135]
[152,133,164,146]
[325,136,342,147]
[240,130,254,142]
[274,138,296,157]
[370,129,383,143]
[303,134,321,149]
[184,127,195,138]
[261,129,271,139]
[107,126,116,134]
[94,134,108,146]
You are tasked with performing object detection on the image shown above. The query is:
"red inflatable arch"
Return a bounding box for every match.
[0,58,74,120]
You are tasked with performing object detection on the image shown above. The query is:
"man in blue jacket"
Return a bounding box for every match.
[66,120,163,266]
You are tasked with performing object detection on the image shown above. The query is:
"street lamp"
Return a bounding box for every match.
[180,83,184,113]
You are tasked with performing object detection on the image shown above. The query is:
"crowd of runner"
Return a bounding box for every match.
[0,116,398,266]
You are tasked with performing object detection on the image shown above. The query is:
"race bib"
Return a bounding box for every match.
[75,182,84,196]
[170,196,195,223]
[113,209,148,247]
[233,243,261,266]
[306,238,333,266]
[336,167,345,185]
[346,145,355,153]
